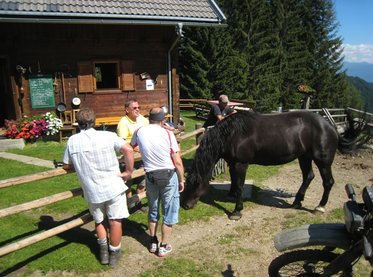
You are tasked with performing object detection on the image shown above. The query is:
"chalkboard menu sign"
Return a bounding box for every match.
[29,75,56,109]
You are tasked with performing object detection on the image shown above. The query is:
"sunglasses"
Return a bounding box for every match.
[131,106,140,110]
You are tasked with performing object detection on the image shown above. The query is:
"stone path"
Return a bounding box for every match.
[0,152,55,168]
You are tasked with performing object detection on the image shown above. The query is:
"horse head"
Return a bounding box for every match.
[181,169,209,209]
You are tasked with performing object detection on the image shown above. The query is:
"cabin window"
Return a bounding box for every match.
[94,61,119,90]
[78,60,135,93]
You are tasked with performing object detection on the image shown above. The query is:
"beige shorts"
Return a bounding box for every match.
[89,192,129,223]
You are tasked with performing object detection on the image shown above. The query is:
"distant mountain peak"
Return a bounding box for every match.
[344,62,373,83]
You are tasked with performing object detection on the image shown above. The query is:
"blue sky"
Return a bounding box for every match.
[334,0,373,63]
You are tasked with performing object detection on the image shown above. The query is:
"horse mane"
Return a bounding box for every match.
[186,111,256,191]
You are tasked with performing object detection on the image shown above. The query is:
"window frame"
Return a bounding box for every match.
[93,60,121,93]
[77,60,135,94]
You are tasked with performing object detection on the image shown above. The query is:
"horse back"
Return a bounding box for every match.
[224,111,338,165]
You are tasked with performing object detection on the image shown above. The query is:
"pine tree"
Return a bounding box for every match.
[178,0,358,111]
[179,27,213,99]
[301,0,347,108]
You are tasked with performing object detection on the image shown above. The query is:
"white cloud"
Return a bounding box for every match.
[342,44,373,63]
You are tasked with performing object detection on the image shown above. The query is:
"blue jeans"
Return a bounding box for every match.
[146,171,180,225]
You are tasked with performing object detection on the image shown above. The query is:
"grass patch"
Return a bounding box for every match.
[141,257,219,277]
[0,212,107,276]
[0,158,48,180]
[7,141,66,161]
[218,234,237,245]
[0,173,81,209]
[282,207,345,229]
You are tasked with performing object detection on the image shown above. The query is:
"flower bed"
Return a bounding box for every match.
[3,112,63,142]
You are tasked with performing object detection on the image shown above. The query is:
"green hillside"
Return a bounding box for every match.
[348,76,373,113]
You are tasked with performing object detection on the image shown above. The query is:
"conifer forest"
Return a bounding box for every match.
[179,0,364,112]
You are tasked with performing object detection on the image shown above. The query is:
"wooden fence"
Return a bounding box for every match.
[6,106,367,257]
[179,98,255,120]
[0,126,207,257]
[288,107,373,133]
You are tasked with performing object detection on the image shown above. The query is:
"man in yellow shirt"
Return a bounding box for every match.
[117,99,149,146]
[117,99,149,205]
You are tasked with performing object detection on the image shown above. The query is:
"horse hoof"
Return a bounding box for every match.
[228,212,242,220]
[314,206,326,213]
[291,202,302,209]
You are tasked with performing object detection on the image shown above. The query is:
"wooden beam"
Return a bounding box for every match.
[0,188,82,218]
[0,189,147,257]
[176,128,205,142]
[0,168,146,218]
[0,164,144,190]
[180,145,199,157]
[0,168,68,189]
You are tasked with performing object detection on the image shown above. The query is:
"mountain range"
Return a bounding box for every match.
[347,76,373,113]
[342,62,373,113]
[344,62,373,83]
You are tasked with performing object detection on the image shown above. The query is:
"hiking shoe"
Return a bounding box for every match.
[109,249,122,267]
[158,244,172,257]
[99,244,109,265]
[149,241,158,254]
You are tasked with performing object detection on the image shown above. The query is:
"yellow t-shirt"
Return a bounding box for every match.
[116,114,149,143]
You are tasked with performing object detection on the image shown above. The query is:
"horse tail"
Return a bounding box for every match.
[337,110,373,154]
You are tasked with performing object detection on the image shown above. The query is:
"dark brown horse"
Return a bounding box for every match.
[181,110,363,220]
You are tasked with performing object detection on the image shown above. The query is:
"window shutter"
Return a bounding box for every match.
[120,60,135,91]
[78,61,94,93]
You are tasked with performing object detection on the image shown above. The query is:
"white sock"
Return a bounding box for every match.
[97,237,107,245]
[109,243,121,251]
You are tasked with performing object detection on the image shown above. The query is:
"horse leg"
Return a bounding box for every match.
[228,162,248,220]
[313,162,334,213]
[228,164,239,198]
[292,156,315,209]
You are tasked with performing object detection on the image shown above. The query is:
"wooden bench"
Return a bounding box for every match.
[95,116,122,129]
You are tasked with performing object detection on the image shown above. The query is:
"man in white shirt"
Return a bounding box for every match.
[131,107,184,257]
[63,107,134,267]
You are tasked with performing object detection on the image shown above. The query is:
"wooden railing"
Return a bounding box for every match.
[288,107,373,133]
[0,126,205,257]
[179,98,254,120]
[179,98,207,109]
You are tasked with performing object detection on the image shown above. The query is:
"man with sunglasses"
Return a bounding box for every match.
[117,99,149,205]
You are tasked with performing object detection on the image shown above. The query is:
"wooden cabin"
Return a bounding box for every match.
[0,0,225,127]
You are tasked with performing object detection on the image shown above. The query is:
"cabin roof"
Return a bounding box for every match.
[0,0,226,26]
